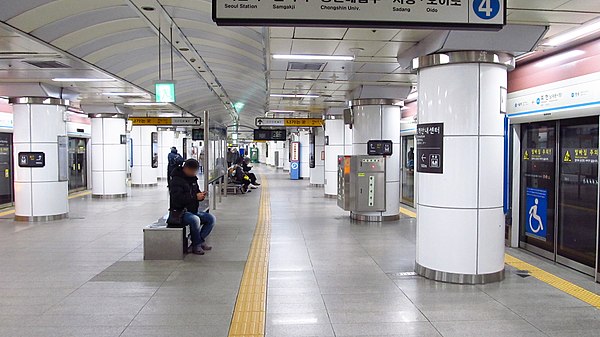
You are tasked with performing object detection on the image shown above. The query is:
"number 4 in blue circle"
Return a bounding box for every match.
[473,0,501,20]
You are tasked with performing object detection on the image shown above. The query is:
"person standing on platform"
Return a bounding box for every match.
[167,147,184,185]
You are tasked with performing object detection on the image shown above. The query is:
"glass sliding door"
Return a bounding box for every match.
[401,136,415,207]
[557,117,598,273]
[520,117,599,277]
[520,122,557,259]
[0,133,13,207]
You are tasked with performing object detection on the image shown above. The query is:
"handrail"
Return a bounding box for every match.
[207,174,224,185]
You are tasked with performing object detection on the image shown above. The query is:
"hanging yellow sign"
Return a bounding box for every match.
[283,118,324,127]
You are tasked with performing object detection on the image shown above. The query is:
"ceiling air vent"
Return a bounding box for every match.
[287,62,326,71]
[23,60,70,69]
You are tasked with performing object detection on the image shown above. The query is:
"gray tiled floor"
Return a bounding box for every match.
[0,179,260,337]
[264,167,600,337]
[0,167,599,337]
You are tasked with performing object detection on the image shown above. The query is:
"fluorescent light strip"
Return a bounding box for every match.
[535,50,586,68]
[270,94,319,98]
[270,110,295,113]
[52,78,116,82]
[273,54,354,61]
[103,92,146,96]
[544,19,600,47]
[124,102,170,106]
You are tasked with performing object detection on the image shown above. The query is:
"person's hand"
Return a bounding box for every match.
[197,192,207,201]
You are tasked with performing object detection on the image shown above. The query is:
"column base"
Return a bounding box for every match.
[415,262,505,285]
[131,183,158,188]
[92,193,128,199]
[310,183,324,187]
[351,213,400,222]
[15,213,68,222]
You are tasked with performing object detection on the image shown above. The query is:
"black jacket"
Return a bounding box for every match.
[169,167,201,213]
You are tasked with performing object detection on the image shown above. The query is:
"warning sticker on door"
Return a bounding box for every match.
[561,148,598,164]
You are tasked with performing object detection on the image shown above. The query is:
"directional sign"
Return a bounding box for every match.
[255,118,324,127]
[129,117,202,126]
[213,0,506,30]
[416,123,444,174]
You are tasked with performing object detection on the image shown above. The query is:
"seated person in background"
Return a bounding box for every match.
[169,159,216,255]
[242,157,260,186]
[229,158,257,193]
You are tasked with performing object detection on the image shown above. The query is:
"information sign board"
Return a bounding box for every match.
[416,123,443,174]
[213,0,506,29]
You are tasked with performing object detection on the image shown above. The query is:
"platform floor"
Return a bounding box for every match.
[0,166,598,337]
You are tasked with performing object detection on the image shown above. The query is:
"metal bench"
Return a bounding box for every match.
[143,201,210,260]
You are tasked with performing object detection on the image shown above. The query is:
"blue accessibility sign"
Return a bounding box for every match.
[525,187,548,240]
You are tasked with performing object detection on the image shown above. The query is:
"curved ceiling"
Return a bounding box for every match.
[0,0,268,127]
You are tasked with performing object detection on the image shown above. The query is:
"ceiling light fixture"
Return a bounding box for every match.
[52,78,116,82]
[543,19,600,47]
[272,54,355,61]
[270,110,295,113]
[270,94,319,98]
[535,50,586,68]
[124,102,170,106]
[102,92,147,96]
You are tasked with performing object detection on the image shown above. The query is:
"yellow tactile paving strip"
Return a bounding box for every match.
[229,177,271,337]
[504,254,600,309]
[399,206,600,309]
[0,190,92,217]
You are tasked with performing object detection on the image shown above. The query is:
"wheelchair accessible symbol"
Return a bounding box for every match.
[525,188,548,240]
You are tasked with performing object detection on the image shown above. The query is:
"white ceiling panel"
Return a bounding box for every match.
[269,39,293,55]
[344,29,399,41]
[335,40,387,56]
[294,27,347,40]
[291,39,340,55]
[375,42,416,58]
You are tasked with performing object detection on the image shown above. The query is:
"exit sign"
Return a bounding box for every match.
[155,81,176,103]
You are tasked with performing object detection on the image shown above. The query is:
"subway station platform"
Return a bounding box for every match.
[0,166,598,337]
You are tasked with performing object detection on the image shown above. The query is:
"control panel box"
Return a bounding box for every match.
[338,155,386,212]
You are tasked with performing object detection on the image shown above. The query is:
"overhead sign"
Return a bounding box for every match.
[254,129,287,141]
[255,118,324,127]
[367,140,393,156]
[525,187,547,241]
[129,117,202,126]
[155,82,176,103]
[416,123,443,174]
[213,0,505,29]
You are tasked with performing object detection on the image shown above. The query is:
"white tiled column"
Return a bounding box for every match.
[310,127,325,186]
[414,52,513,284]
[299,130,310,179]
[352,101,401,221]
[131,125,158,187]
[91,115,127,198]
[11,97,69,221]
[324,118,346,197]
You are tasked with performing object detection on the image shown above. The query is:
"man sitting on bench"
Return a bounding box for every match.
[169,159,215,255]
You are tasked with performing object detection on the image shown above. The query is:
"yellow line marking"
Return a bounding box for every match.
[399,206,416,218]
[505,254,600,308]
[229,177,271,337]
[0,190,92,217]
[401,206,600,308]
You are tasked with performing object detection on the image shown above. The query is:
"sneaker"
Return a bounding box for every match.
[192,246,205,255]
[249,184,258,189]
[200,243,212,251]
[253,183,261,186]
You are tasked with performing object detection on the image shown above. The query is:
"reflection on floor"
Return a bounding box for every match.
[0,165,597,337]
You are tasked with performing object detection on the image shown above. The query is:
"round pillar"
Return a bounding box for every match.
[299,130,310,179]
[90,114,128,198]
[351,99,402,222]
[324,118,346,197]
[10,97,69,221]
[310,127,325,186]
[413,51,514,284]
[131,125,158,187]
